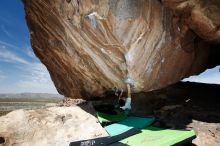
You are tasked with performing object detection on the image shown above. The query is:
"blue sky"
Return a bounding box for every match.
[183,66,220,84]
[0,1,219,94]
[0,0,58,93]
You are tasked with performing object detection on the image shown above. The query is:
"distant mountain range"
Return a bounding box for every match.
[0,93,63,99]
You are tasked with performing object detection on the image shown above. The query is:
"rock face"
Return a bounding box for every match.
[0,105,107,146]
[23,0,219,99]
[163,0,220,42]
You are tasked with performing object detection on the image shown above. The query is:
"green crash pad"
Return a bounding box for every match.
[96,112,196,146]
[105,116,155,136]
[120,126,196,146]
[96,112,127,123]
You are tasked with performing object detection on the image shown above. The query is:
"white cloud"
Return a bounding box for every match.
[0,45,6,49]
[183,66,220,84]
[0,75,5,80]
[25,46,36,59]
[0,63,58,93]
[0,40,19,49]
[0,71,6,81]
[15,63,58,94]
[0,48,58,94]
[1,25,14,39]
[0,49,29,64]
[183,73,220,84]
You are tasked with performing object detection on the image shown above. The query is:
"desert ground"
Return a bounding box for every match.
[0,94,62,116]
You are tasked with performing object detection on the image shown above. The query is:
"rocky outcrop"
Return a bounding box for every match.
[0,105,107,146]
[163,0,220,42]
[23,0,219,99]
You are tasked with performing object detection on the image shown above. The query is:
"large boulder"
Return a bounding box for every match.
[23,0,219,99]
[0,105,107,146]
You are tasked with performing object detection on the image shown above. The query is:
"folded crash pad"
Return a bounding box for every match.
[120,126,196,146]
[105,116,155,136]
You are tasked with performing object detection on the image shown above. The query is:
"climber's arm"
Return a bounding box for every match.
[127,84,131,98]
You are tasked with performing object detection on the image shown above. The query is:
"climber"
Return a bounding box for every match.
[119,84,132,115]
